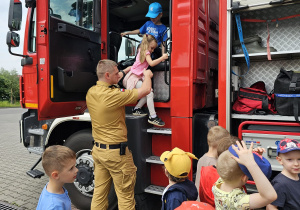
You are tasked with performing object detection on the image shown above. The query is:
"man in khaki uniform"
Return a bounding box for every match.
[86,59,153,210]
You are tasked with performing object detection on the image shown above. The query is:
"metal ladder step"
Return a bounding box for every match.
[146,156,163,164]
[27,147,44,155]
[147,127,172,135]
[144,185,165,196]
[26,169,45,179]
[28,128,45,136]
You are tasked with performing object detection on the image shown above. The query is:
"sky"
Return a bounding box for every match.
[0,1,26,75]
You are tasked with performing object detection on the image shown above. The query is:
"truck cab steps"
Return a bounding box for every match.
[27,147,44,155]
[147,127,171,135]
[144,185,165,196]
[26,169,44,178]
[146,156,163,164]
[28,128,44,136]
[26,157,44,178]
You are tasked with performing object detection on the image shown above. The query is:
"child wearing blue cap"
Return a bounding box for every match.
[121,2,168,57]
[267,138,300,210]
[212,141,277,209]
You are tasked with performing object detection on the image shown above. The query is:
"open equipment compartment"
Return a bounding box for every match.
[231,2,300,121]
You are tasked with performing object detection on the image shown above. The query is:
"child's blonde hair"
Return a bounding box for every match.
[216,150,244,182]
[217,136,241,157]
[207,126,230,148]
[42,145,76,176]
[139,34,157,63]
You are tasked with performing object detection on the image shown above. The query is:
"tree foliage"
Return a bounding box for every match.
[0,68,20,104]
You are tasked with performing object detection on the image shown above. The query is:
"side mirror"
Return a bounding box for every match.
[25,0,36,8]
[125,39,136,57]
[8,0,22,31]
[7,31,20,47]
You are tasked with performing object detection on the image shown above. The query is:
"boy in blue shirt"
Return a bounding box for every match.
[36,145,78,210]
[121,2,168,57]
[267,138,300,209]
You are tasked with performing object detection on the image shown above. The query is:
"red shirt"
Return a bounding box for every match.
[199,165,219,207]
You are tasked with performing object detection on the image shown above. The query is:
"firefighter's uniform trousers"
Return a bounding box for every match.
[86,81,139,210]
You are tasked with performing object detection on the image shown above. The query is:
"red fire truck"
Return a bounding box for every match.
[8,0,300,209]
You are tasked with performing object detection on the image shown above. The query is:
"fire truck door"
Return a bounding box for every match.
[36,0,101,120]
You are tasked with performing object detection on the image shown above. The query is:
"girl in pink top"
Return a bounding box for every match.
[123,34,168,126]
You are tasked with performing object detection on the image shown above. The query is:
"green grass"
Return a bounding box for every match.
[0,100,21,107]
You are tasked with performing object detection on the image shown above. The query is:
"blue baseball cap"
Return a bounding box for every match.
[145,2,162,18]
[229,145,272,181]
[277,138,300,155]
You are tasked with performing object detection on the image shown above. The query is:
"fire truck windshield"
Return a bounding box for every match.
[50,0,94,30]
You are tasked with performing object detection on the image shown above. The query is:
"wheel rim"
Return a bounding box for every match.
[73,149,94,197]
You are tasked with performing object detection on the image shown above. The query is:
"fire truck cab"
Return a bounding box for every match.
[8,0,219,209]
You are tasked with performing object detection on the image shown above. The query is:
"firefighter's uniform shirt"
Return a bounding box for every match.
[86,81,138,210]
[86,81,138,144]
[212,178,250,210]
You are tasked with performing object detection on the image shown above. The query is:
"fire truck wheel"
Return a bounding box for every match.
[63,129,118,210]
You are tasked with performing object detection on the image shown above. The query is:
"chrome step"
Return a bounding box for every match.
[27,147,44,155]
[144,185,165,195]
[146,156,163,164]
[28,128,44,136]
[147,127,171,135]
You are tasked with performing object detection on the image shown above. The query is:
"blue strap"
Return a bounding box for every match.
[275,94,300,97]
[232,14,250,77]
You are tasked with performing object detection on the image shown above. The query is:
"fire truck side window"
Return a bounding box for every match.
[49,0,94,30]
[29,8,36,52]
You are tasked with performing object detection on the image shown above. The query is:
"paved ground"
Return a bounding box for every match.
[0,108,79,210]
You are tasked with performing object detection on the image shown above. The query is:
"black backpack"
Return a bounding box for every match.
[274,68,300,122]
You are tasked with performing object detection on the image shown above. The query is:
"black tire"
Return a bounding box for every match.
[64,129,118,210]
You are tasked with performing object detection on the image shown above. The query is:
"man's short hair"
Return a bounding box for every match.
[217,136,241,157]
[217,150,244,182]
[207,126,230,147]
[96,59,118,79]
[42,145,76,176]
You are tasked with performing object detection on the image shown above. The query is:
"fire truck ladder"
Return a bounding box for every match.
[144,127,172,195]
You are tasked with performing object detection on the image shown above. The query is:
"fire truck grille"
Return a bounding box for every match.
[0,202,24,210]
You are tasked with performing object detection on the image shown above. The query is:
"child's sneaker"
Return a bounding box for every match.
[132,108,147,116]
[148,116,165,126]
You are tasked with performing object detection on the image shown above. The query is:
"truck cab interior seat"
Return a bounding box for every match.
[109,31,122,62]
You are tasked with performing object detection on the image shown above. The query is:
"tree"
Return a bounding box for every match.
[0,68,20,104]
[0,75,9,100]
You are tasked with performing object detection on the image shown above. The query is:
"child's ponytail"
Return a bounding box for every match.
[139,34,157,63]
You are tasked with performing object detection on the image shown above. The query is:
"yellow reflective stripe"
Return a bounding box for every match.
[25,103,38,108]
[51,75,54,98]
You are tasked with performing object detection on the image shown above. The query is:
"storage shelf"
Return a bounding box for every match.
[232,50,300,62]
[230,0,295,12]
[232,114,298,121]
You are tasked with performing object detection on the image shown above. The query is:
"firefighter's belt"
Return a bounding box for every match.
[94,142,122,149]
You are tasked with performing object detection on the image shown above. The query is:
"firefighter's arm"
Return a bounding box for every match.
[118,66,131,82]
[266,204,278,210]
[137,69,153,99]
[121,29,140,37]
[145,53,168,67]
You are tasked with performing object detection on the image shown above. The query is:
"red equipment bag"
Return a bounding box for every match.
[232,81,276,114]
